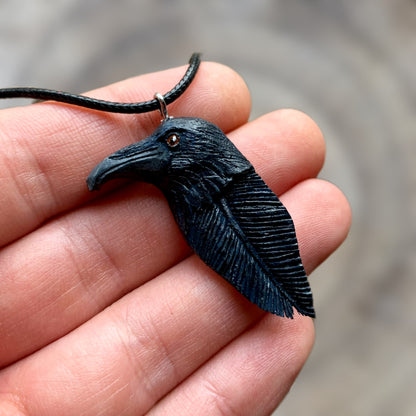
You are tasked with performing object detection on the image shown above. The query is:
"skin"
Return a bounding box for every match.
[0,62,351,415]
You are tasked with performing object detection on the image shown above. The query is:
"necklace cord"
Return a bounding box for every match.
[0,53,201,114]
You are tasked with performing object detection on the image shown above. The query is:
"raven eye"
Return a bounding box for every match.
[166,134,180,148]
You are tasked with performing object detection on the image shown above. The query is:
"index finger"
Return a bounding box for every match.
[0,61,251,246]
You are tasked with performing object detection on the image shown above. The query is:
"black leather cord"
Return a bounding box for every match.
[0,53,201,113]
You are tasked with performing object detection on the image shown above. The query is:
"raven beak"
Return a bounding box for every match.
[87,139,168,191]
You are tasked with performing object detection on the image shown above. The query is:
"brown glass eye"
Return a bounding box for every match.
[166,134,180,148]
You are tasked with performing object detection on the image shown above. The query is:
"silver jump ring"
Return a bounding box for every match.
[154,92,171,122]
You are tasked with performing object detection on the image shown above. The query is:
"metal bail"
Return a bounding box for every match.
[154,92,171,122]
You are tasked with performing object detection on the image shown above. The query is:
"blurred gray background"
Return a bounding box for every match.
[1,1,415,415]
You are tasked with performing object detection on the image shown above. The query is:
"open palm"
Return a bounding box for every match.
[0,62,350,415]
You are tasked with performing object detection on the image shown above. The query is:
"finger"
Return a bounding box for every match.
[233,108,325,195]
[0,61,251,247]
[0,109,325,366]
[149,314,314,416]
[285,178,353,273]
[0,180,351,415]
[0,184,187,367]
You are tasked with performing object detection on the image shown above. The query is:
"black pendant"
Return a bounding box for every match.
[87,116,315,318]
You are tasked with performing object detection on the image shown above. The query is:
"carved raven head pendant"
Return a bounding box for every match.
[87,117,315,318]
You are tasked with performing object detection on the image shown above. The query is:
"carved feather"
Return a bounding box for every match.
[174,168,314,318]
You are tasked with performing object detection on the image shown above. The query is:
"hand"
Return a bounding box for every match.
[0,62,351,415]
